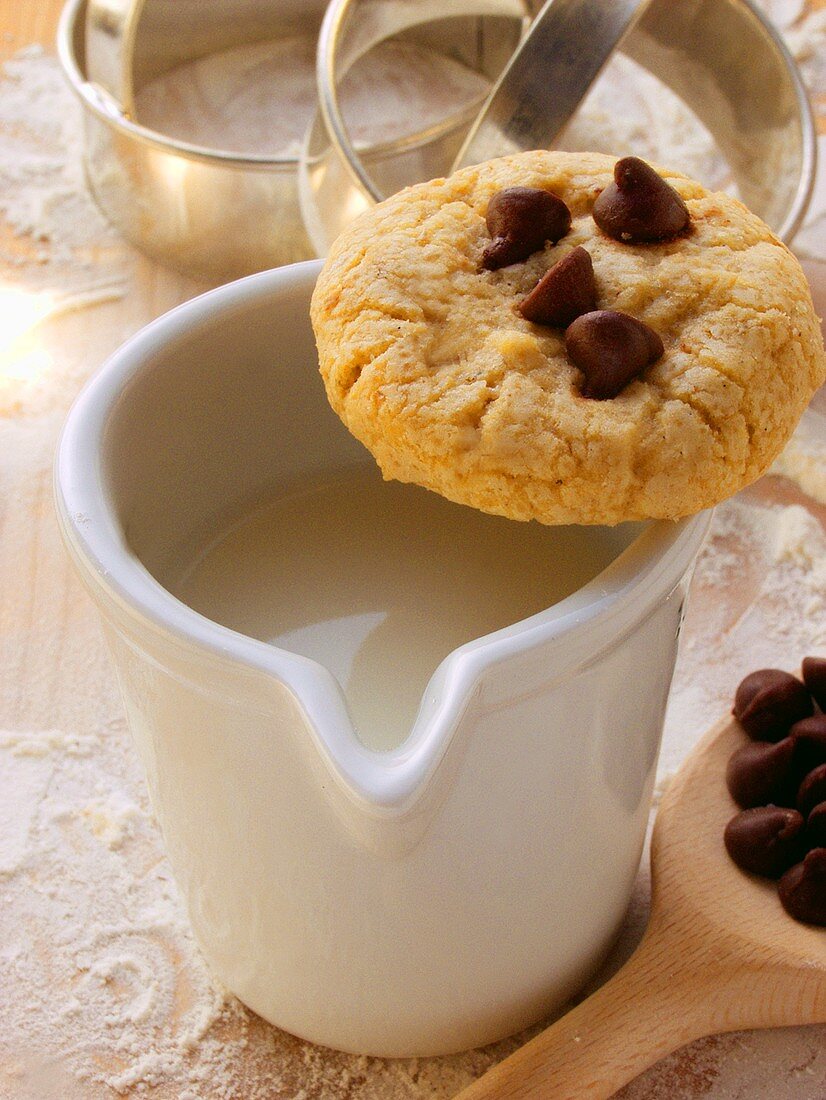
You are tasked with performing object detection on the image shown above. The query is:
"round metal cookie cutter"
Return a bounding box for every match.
[312,0,816,249]
[84,0,324,117]
[300,0,532,255]
[58,0,528,280]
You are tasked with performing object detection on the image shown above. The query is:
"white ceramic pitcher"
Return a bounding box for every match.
[55,260,710,1057]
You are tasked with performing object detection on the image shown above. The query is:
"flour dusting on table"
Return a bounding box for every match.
[0,47,124,287]
[135,37,491,157]
[0,3,825,1096]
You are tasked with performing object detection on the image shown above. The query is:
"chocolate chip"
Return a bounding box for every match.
[807,802,826,848]
[733,669,813,741]
[778,848,826,926]
[592,157,690,243]
[798,763,826,818]
[565,310,663,399]
[791,714,826,777]
[802,655,826,710]
[518,247,596,327]
[482,187,571,270]
[724,806,805,878]
[726,738,797,809]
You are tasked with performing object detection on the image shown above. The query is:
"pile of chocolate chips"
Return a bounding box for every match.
[481,157,690,399]
[724,657,826,927]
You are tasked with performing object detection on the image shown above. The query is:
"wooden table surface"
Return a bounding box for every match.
[0,2,824,1098]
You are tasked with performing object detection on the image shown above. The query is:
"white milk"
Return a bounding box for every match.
[171,467,641,751]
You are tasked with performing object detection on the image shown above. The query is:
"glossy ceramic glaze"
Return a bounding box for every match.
[55,261,710,1056]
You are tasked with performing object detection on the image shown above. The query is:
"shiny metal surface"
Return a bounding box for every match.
[62,0,318,279]
[622,0,816,242]
[313,0,816,251]
[61,0,524,280]
[453,0,654,169]
[301,0,530,255]
[84,0,134,105]
[315,0,532,204]
[85,0,327,114]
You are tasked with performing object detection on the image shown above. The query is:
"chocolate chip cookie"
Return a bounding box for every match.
[311,150,825,525]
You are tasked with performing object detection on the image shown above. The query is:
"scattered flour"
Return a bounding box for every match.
[661,496,826,784]
[135,37,491,157]
[557,54,731,192]
[771,406,826,503]
[0,3,824,1098]
[0,46,125,293]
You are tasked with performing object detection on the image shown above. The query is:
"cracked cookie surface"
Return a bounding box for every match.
[310,150,825,525]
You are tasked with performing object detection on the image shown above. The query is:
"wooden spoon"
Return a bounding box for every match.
[456,714,826,1100]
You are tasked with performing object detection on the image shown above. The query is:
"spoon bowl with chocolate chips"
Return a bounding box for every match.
[454,664,826,1100]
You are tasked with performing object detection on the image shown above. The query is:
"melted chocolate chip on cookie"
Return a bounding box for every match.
[565,310,663,399]
[482,187,571,270]
[593,157,690,243]
[518,246,596,327]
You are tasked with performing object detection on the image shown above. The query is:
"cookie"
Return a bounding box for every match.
[310,151,825,525]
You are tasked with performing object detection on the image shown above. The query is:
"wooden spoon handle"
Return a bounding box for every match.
[455,932,711,1100]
